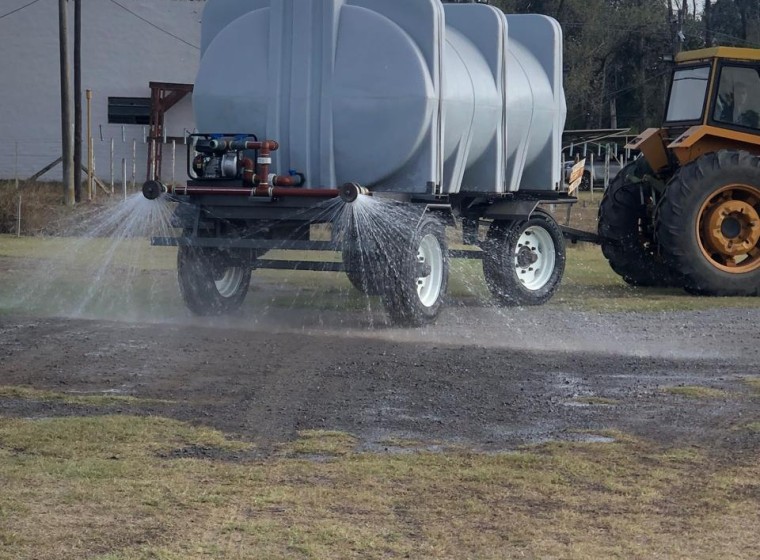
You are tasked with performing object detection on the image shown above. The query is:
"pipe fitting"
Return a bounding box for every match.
[339,182,369,203]
[142,180,167,200]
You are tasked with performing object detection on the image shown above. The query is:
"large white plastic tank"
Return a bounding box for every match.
[194,0,566,194]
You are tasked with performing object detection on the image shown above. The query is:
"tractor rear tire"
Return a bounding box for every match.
[598,159,681,287]
[177,245,251,315]
[656,150,760,296]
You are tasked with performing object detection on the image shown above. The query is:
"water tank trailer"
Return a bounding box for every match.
[145,0,572,326]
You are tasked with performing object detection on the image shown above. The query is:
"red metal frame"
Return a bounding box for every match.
[146,82,194,181]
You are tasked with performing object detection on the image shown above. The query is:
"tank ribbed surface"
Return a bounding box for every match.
[194,0,565,193]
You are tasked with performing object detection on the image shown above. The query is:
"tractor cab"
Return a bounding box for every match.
[666,48,760,132]
[632,48,760,174]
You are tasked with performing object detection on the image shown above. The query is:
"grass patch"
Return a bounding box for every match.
[1,181,149,236]
[663,386,731,399]
[5,216,760,315]
[1,181,67,235]
[0,235,177,271]
[1,415,759,559]
[0,386,173,407]
[742,377,760,395]
[449,245,760,312]
[572,396,619,406]
[377,437,439,449]
[741,422,760,433]
[281,430,358,457]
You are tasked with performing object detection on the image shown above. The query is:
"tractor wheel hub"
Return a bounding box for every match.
[703,199,760,257]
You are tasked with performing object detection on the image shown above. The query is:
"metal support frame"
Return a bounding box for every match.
[146,82,193,181]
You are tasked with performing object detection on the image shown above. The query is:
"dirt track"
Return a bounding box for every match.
[2,304,759,455]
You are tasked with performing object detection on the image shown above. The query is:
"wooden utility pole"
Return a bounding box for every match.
[704,0,712,47]
[59,0,74,205]
[74,0,82,202]
[87,89,93,199]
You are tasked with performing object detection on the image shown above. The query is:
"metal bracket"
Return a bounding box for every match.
[483,200,540,221]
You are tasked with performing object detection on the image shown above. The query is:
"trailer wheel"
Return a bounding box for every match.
[342,224,383,296]
[657,150,760,296]
[177,245,251,315]
[382,215,448,326]
[483,209,565,306]
[598,159,681,287]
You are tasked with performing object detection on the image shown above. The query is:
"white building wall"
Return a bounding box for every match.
[0,0,205,184]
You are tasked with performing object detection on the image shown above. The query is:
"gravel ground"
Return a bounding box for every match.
[2,303,759,455]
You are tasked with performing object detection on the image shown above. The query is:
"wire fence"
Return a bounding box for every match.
[0,133,193,236]
[0,132,191,195]
[561,136,636,196]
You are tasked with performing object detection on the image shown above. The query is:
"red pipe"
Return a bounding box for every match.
[241,157,255,184]
[261,186,338,198]
[257,142,274,189]
[168,184,339,198]
[157,138,341,199]
[209,139,280,152]
[272,174,305,187]
[242,156,304,188]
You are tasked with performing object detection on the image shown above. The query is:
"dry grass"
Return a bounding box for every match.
[1,181,71,235]
[663,386,732,399]
[0,235,177,271]
[0,180,145,236]
[742,377,760,394]
[546,190,601,232]
[1,413,759,559]
[0,386,173,406]
[4,232,760,315]
[572,396,619,406]
[4,188,760,315]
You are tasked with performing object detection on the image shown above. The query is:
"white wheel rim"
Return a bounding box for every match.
[215,267,245,298]
[416,233,444,307]
[514,226,555,291]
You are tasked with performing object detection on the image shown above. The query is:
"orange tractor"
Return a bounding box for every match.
[598,47,760,295]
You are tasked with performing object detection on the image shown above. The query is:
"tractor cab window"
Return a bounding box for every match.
[713,65,760,131]
[665,65,710,123]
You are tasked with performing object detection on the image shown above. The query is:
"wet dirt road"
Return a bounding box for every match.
[2,305,759,455]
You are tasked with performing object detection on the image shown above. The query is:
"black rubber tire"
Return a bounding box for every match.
[483,209,565,306]
[177,245,251,316]
[381,215,449,327]
[342,221,383,296]
[656,150,760,296]
[598,158,681,287]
